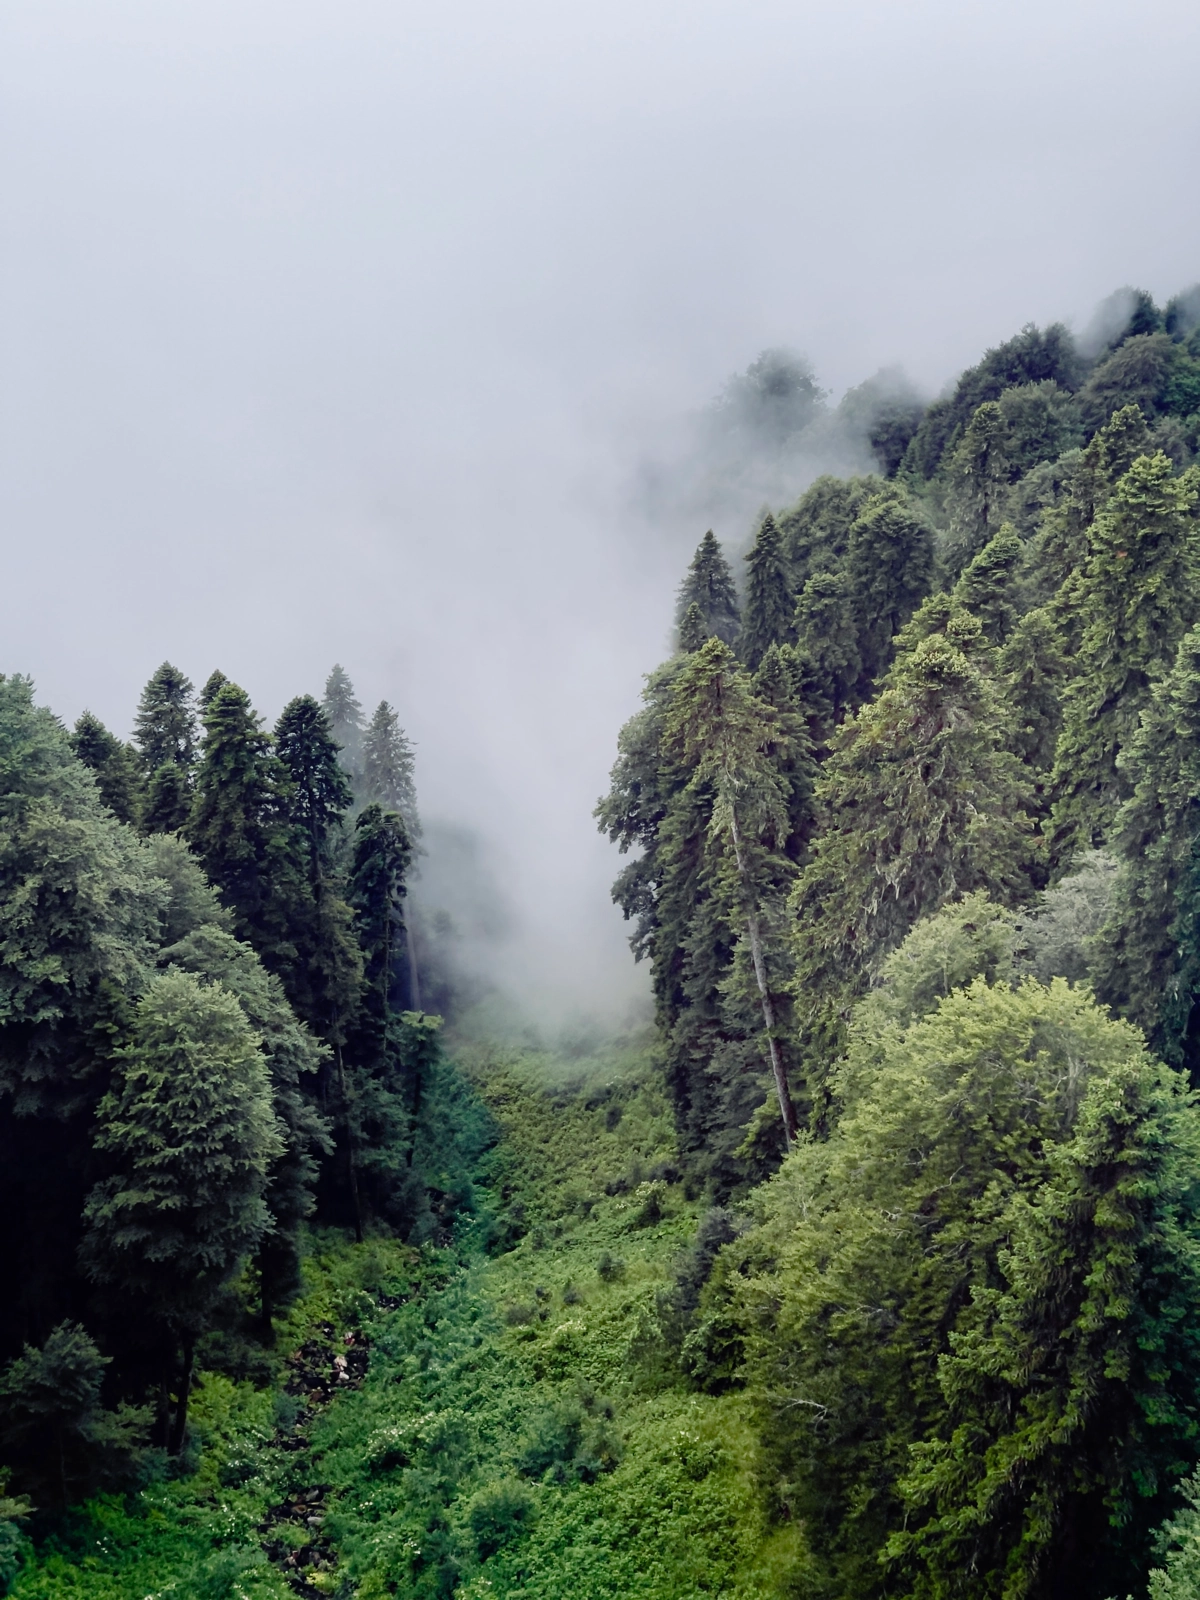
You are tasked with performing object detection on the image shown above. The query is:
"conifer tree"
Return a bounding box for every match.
[322,664,365,780]
[663,638,800,1145]
[674,531,740,647]
[274,697,353,880]
[843,484,934,685]
[81,969,282,1451]
[1091,625,1200,1068]
[678,602,710,653]
[1050,453,1200,856]
[739,513,792,669]
[362,702,421,840]
[793,569,862,729]
[69,712,141,825]
[0,1323,147,1509]
[188,688,291,947]
[141,761,190,833]
[997,605,1072,797]
[271,697,363,1055]
[1033,404,1152,596]
[133,663,197,774]
[944,401,1012,572]
[791,627,1035,1097]
[951,523,1023,645]
[199,669,228,709]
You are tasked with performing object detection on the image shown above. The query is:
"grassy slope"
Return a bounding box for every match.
[13,1037,800,1599]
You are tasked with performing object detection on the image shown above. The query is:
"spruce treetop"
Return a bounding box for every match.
[675,531,740,647]
[133,662,196,773]
[322,664,365,771]
[362,702,421,839]
[740,513,793,670]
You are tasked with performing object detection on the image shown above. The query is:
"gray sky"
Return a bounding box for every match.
[2,0,1199,1019]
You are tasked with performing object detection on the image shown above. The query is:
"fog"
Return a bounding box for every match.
[2,0,1199,1023]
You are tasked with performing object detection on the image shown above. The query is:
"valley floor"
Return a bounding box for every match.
[11,1036,799,1600]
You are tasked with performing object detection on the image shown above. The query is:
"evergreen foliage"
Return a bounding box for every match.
[738,513,792,669]
[132,663,196,775]
[789,625,1035,1097]
[740,977,1200,1600]
[322,664,365,780]
[69,714,141,825]
[1092,625,1200,1070]
[1050,453,1200,857]
[674,532,740,647]
[81,969,282,1447]
[361,702,421,839]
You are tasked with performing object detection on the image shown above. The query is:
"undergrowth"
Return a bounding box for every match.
[11,1033,798,1598]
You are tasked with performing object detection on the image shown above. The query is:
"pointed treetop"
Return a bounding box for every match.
[675,531,740,647]
[362,701,421,839]
[134,662,197,773]
[740,512,793,670]
[952,524,1024,645]
[322,665,364,769]
[274,696,353,871]
[199,670,228,709]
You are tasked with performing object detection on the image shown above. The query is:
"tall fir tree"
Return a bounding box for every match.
[1050,453,1200,857]
[944,401,1012,573]
[362,702,421,840]
[69,713,142,825]
[663,638,802,1145]
[1092,625,1200,1071]
[842,484,934,686]
[132,663,197,775]
[185,682,306,978]
[739,513,793,670]
[273,696,362,1052]
[322,664,365,782]
[790,624,1035,1103]
[675,531,740,647]
[951,523,1024,646]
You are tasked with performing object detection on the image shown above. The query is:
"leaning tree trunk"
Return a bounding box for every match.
[727,809,799,1150]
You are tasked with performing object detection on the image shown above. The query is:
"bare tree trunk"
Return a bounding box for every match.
[336,1042,364,1243]
[728,810,798,1150]
[406,918,421,1011]
[169,1338,195,1457]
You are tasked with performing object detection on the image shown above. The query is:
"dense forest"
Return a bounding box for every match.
[4,281,1200,1599]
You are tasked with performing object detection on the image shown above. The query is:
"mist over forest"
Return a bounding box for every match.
[5,1,1200,1596]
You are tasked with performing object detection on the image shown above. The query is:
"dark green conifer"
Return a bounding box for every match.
[791,628,1035,1101]
[141,761,190,833]
[944,401,1012,573]
[274,697,353,881]
[793,569,862,729]
[133,663,196,774]
[675,531,740,647]
[843,484,934,683]
[69,712,141,825]
[198,669,228,709]
[951,524,1024,645]
[663,638,800,1145]
[1092,626,1200,1069]
[739,513,792,669]
[1050,453,1200,856]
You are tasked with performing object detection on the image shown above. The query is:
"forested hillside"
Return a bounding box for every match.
[4,281,1200,1598]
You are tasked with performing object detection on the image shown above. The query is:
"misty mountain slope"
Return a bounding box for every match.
[596,280,1200,1600]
